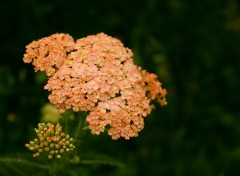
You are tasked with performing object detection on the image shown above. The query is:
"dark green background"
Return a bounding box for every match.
[0,0,240,175]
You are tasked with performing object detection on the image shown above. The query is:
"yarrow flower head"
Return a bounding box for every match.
[23,32,167,140]
[25,123,75,159]
[23,33,75,76]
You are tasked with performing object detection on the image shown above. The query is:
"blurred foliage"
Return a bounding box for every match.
[0,0,240,175]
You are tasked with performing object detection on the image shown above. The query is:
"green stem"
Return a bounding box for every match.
[64,111,88,165]
[61,110,72,134]
[74,112,87,140]
[80,159,124,167]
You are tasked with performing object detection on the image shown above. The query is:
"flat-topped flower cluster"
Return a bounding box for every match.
[23,33,167,140]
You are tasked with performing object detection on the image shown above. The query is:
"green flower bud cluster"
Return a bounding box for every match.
[25,123,75,159]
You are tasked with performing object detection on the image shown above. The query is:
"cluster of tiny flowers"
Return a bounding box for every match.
[23,32,167,140]
[23,33,75,76]
[25,123,75,159]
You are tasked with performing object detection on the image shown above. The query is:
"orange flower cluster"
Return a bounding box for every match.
[23,33,167,139]
[25,123,75,159]
[23,33,75,76]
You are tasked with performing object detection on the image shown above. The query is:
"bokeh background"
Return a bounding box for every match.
[0,0,240,175]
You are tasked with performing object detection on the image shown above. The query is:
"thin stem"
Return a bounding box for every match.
[74,112,87,140]
[61,110,72,134]
[68,111,88,163]
[64,114,69,134]
[81,159,124,167]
